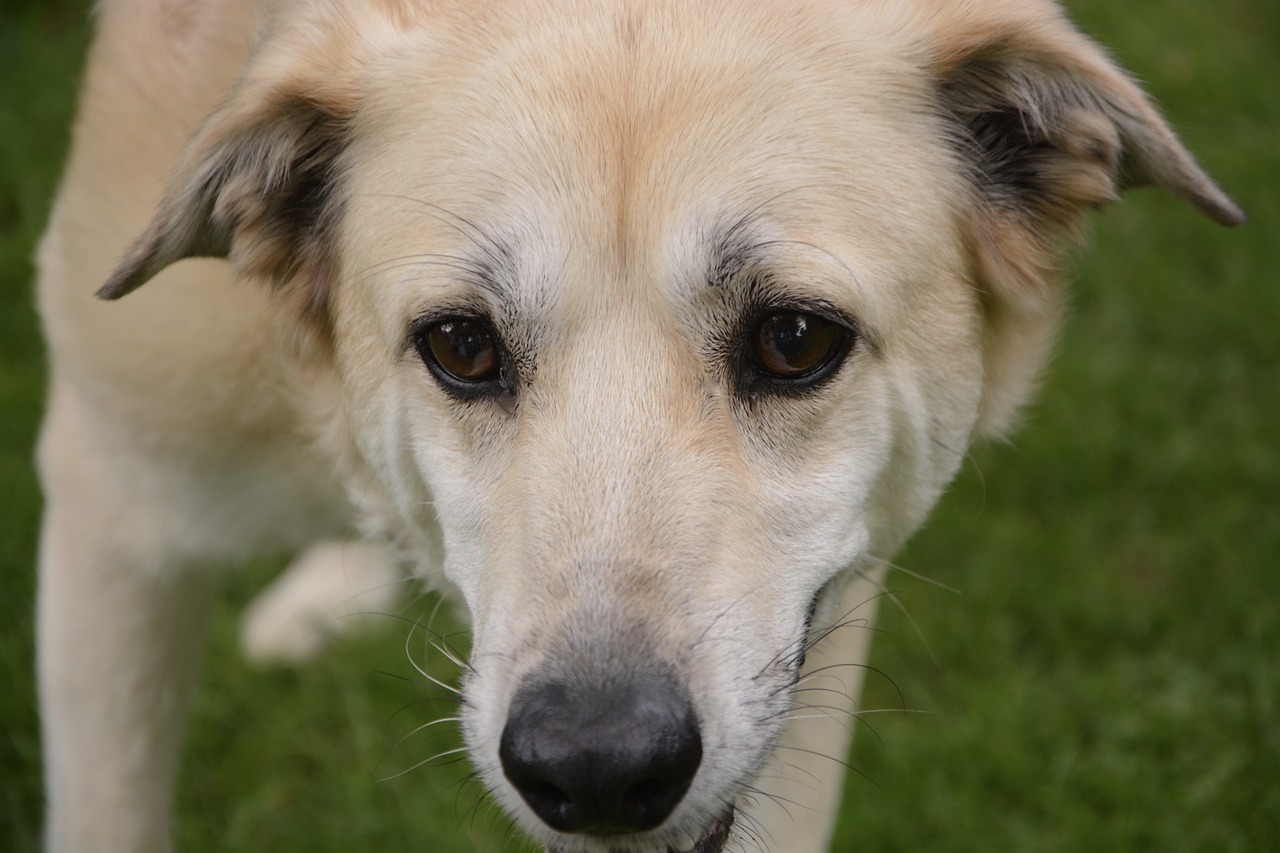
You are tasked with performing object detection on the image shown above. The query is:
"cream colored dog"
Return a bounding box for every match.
[35,1,1242,851]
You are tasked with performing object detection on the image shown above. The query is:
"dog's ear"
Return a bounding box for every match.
[929,5,1244,436]
[95,15,369,328]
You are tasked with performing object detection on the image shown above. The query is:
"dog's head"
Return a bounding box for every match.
[101,0,1240,849]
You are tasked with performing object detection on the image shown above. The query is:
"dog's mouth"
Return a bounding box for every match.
[682,808,735,853]
[546,807,735,853]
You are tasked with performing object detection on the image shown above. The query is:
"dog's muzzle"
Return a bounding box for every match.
[501,671,729,851]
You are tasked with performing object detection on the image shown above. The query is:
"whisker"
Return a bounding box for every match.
[932,435,988,514]
[791,659,880,684]
[883,588,939,665]
[866,553,961,594]
[715,792,769,853]
[432,640,470,671]
[403,616,465,698]
[390,715,463,749]
[377,746,470,782]
[684,579,776,658]
[735,783,811,816]
[777,759,824,788]
[769,745,883,792]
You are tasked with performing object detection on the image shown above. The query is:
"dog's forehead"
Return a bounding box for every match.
[343,1,964,336]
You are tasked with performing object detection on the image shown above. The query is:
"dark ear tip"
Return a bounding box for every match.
[96,268,142,300]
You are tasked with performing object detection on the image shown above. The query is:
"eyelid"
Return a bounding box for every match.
[407,303,492,348]
[748,299,861,346]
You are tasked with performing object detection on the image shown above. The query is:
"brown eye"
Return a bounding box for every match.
[420,318,501,384]
[752,312,846,379]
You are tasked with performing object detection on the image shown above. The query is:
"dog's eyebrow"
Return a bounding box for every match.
[432,222,520,307]
[366,193,522,303]
[703,211,864,303]
[706,212,768,290]
[465,254,516,305]
[699,211,886,356]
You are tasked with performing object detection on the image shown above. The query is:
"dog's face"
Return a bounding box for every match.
[100,1,1240,850]
[334,12,987,847]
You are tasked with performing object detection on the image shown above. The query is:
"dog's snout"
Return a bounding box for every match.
[499,674,702,835]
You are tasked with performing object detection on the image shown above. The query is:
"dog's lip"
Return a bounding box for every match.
[679,808,734,853]
[545,807,734,853]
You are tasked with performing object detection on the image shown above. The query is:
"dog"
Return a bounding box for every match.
[35,0,1242,851]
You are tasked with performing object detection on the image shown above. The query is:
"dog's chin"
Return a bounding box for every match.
[546,807,735,853]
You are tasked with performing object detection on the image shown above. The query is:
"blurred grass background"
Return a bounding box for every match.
[1,1,1276,851]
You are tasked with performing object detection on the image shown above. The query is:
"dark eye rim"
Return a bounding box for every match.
[738,306,858,395]
[410,313,513,400]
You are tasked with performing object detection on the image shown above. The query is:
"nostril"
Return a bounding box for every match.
[619,775,685,829]
[499,672,702,834]
[519,779,574,830]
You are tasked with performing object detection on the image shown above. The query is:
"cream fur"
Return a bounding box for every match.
[36,1,1239,851]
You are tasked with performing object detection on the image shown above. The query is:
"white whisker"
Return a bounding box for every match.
[377,746,470,782]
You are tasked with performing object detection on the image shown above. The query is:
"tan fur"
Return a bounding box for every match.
[36,1,1239,851]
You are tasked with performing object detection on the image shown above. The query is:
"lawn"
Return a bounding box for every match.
[2,1,1277,851]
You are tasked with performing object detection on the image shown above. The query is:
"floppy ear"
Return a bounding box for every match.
[929,5,1245,436]
[97,72,355,326]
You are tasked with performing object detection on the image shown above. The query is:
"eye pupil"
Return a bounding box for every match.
[423,319,500,383]
[753,312,844,379]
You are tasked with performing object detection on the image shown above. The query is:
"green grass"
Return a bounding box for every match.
[2,1,1277,851]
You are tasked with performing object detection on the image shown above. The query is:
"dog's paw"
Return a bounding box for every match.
[240,540,402,665]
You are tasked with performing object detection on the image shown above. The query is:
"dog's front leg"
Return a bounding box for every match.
[739,567,886,853]
[37,398,216,853]
[240,539,402,666]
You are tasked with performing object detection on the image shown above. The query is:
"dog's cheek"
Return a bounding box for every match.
[411,435,516,610]
[741,381,893,562]
[325,319,509,610]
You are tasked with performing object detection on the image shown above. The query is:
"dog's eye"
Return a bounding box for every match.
[416,317,503,385]
[751,312,847,380]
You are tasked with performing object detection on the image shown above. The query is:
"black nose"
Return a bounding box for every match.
[498,673,702,834]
